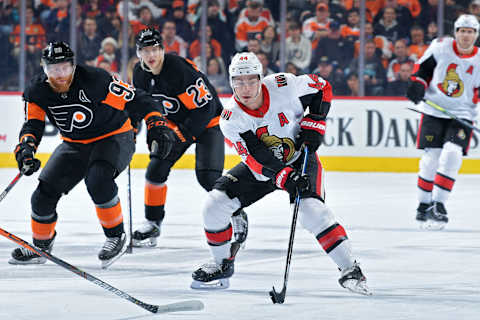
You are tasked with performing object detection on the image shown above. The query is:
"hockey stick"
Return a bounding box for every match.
[0,227,204,314]
[126,164,133,253]
[0,171,23,203]
[269,147,309,304]
[423,99,480,134]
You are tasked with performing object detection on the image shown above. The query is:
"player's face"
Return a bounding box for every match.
[455,27,477,51]
[139,45,164,70]
[44,61,75,93]
[232,75,261,108]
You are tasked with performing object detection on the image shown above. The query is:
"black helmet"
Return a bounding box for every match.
[136,28,163,50]
[42,42,75,65]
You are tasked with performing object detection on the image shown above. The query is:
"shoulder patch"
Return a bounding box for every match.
[275,74,288,87]
[221,109,232,120]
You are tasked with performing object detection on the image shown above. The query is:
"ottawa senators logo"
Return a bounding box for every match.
[437,63,464,97]
[256,126,296,162]
[48,104,93,132]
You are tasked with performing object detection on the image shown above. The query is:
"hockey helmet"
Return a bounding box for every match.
[228,52,263,88]
[136,28,163,51]
[454,14,479,33]
[41,42,74,65]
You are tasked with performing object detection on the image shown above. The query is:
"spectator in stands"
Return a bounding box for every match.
[342,0,376,22]
[95,37,119,72]
[0,30,16,90]
[238,0,275,27]
[397,0,421,19]
[313,21,354,70]
[189,25,221,59]
[374,0,414,32]
[302,3,332,49]
[408,25,428,61]
[234,0,272,51]
[82,0,112,17]
[260,25,279,65]
[247,37,262,55]
[77,17,102,66]
[286,61,301,75]
[117,0,164,22]
[0,2,15,35]
[386,39,414,82]
[425,21,438,44]
[256,51,275,77]
[206,56,231,94]
[117,21,137,59]
[11,7,46,80]
[300,0,346,24]
[373,7,408,43]
[286,21,312,73]
[347,39,387,95]
[161,20,187,57]
[45,0,70,42]
[344,72,360,96]
[385,61,412,96]
[469,0,480,21]
[168,0,194,43]
[354,22,392,60]
[97,6,118,39]
[131,6,160,35]
[192,42,226,74]
[340,9,360,41]
[312,55,346,95]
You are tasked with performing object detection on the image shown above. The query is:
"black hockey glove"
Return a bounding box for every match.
[275,166,310,195]
[14,136,41,176]
[406,80,425,104]
[146,115,177,160]
[298,114,326,152]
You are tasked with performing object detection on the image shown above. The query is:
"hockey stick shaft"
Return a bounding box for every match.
[423,99,480,133]
[270,147,309,304]
[0,227,203,313]
[126,164,133,253]
[0,172,23,203]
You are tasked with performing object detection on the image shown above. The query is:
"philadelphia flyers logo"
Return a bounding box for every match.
[48,104,93,132]
[152,94,181,116]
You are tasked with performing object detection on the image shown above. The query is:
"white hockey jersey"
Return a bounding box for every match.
[220,73,329,181]
[416,37,480,120]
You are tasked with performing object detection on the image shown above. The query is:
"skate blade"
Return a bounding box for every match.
[190,278,230,290]
[420,220,446,230]
[132,237,157,248]
[342,280,373,296]
[8,257,47,265]
[100,244,128,269]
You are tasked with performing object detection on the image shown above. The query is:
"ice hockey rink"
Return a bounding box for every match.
[0,168,479,320]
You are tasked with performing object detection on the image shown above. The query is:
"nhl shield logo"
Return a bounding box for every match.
[457,129,466,140]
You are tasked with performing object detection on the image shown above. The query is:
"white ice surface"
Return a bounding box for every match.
[0,168,479,320]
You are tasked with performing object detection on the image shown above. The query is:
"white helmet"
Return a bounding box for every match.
[454,14,479,33]
[229,52,263,88]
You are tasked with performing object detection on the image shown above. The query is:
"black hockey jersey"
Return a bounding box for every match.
[132,54,222,138]
[20,65,162,144]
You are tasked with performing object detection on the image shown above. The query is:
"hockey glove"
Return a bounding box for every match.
[146,115,177,160]
[14,136,41,176]
[298,114,326,152]
[275,166,310,195]
[406,80,425,104]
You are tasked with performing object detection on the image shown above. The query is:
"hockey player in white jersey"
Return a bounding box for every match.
[406,14,479,230]
[191,52,370,295]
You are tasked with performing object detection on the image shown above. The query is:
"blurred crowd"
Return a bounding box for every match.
[0,0,478,96]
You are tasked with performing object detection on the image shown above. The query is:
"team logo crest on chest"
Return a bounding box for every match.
[437,63,464,97]
[48,104,93,132]
[256,126,296,162]
[79,89,91,103]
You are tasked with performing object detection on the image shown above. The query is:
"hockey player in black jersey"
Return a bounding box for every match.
[131,28,247,248]
[9,42,177,268]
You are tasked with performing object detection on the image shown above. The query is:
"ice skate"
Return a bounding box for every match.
[99,232,127,269]
[338,262,372,295]
[415,202,431,223]
[191,259,234,290]
[9,232,56,265]
[231,209,248,248]
[132,220,160,247]
[422,202,448,230]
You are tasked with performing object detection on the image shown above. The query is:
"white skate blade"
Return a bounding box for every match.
[342,280,373,296]
[156,300,205,313]
[420,220,446,231]
[132,237,157,248]
[100,243,128,269]
[8,257,46,265]
[191,278,230,290]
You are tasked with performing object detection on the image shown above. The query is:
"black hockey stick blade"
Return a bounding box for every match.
[269,285,286,304]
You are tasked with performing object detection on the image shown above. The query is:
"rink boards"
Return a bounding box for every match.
[1,94,479,173]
